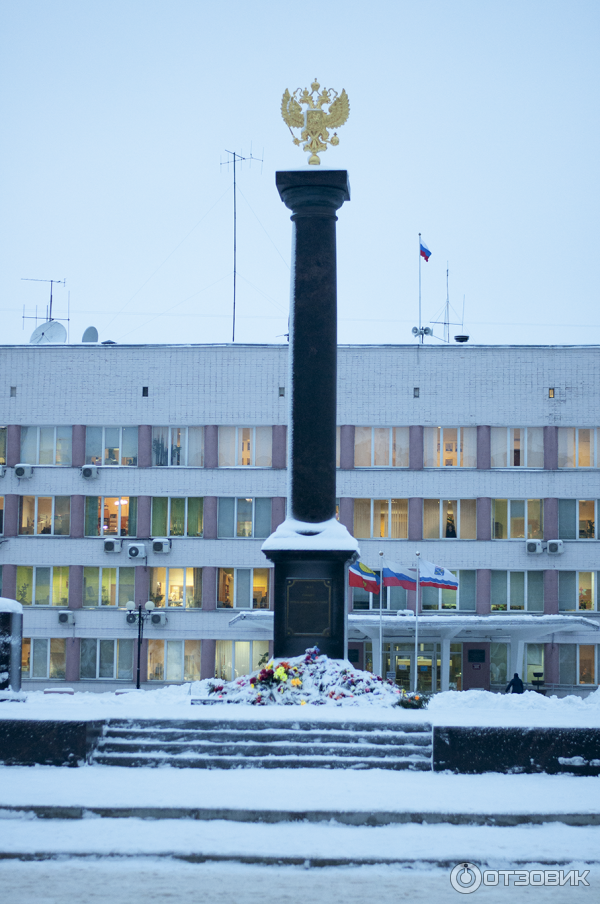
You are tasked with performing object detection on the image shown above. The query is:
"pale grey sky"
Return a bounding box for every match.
[1,0,598,347]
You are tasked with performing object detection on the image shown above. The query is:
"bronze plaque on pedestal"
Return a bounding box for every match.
[285,578,332,637]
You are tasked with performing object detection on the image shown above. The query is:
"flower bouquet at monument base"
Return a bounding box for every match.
[197,647,429,708]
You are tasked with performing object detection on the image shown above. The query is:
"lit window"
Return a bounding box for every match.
[15,565,70,606]
[490,427,544,468]
[218,427,272,467]
[558,428,597,468]
[491,499,544,539]
[217,498,271,539]
[354,427,409,467]
[20,426,72,466]
[85,497,137,537]
[353,499,408,539]
[83,566,135,607]
[151,427,204,467]
[558,499,596,539]
[149,567,202,609]
[423,500,477,539]
[147,640,201,682]
[214,640,270,680]
[80,639,134,680]
[217,568,270,609]
[85,427,138,466]
[149,498,203,538]
[0,426,7,465]
[559,572,596,612]
[21,638,66,679]
[19,496,70,536]
[423,427,476,467]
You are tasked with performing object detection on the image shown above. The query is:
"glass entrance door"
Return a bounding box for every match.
[391,643,442,692]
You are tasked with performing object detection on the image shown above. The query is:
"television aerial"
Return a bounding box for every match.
[29,320,67,345]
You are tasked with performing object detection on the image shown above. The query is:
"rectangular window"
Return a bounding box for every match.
[558,428,597,468]
[354,427,409,467]
[149,567,202,608]
[490,427,544,468]
[491,499,543,539]
[525,643,544,685]
[559,571,596,612]
[79,639,134,680]
[147,639,202,682]
[578,645,596,685]
[217,568,270,609]
[353,499,408,539]
[491,571,544,611]
[151,426,204,467]
[353,572,408,611]
[20,426,73,466]
[559,499,596,539]
[423,427,477,468]
[421,570,473,610]
[423,499,477,539]
[18,496,70,535]
[218,427,272,467]
[21,638,66,679]
[15,565,69,606]
[83,566,135,607]
[0,426,6,465]
[85,427,138,466]
[214,640,270,681]
[558,643,599,685]
[217,497,271,539]
[85,497,137,537]
[490,643,508,686]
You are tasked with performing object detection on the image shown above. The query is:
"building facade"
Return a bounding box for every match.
[0,342,598,694]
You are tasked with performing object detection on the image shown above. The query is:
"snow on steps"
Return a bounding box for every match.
[90,718,433,770]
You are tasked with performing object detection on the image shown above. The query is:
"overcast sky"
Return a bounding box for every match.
[1,0,598,348]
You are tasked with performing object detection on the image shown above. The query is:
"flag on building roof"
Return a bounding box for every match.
[418,559,458,590]
[420,239,431,262]
[348,561,380,593]
[382,563,417,590]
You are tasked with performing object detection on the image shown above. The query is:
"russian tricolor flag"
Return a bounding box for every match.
[382,563,416,591]
[420,239,431,262]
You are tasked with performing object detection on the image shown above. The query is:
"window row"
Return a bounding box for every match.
[352,570,476,611]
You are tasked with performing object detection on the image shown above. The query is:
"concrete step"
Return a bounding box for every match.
[101,728,433,747]
[95,739,432,759]
[91,752,432,770]
[103,718,432,734]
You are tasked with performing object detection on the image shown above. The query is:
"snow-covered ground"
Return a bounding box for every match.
[2,684,600,727]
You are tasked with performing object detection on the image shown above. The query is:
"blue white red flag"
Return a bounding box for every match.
[418,559,458,591]
[382,563,416,590]
[348,561,380,593]
[420,239,431,262]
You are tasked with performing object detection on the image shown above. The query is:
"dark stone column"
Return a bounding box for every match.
[68,566,84,609]
[543,498,558,540]
[202,566,217,610]
[204,426,219,469]
[477,426,491,470]
[339,425,355,469]
[408,498,422,541]
[544,570,559,614]
[201,639,216,679]
[477,498,492,540]
[272,426,287,469]
[136,496,151,538]
[138,426,152,468]
[6,426,21,467]
[70,496,85,539]
[476,569,491,614]
[3,495,19,537]
[409,426,423,470]
[264,171,356,659]
[203,497,218,539]
[544,426,558,470]
[72,426,86,468]
[271,497,286,532]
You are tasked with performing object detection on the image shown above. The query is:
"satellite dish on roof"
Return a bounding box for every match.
[82,326,99,343]
[29,321,67,345]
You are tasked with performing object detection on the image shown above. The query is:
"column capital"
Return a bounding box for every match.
[276,170,350,218]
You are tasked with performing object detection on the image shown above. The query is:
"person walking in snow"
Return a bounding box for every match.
[505,672,524,694]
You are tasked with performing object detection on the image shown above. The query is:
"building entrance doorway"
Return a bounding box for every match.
[383,642,463,692]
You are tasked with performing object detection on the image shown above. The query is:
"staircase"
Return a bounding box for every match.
[90,718,433,770]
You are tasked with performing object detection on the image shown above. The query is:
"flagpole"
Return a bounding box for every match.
[414,551,420,693]
[418,233,422,344]
[378,550,384,679]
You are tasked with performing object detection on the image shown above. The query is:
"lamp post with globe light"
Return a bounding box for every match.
[125,600,155,689]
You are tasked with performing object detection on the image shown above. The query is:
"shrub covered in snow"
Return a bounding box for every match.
[198,647,428,708]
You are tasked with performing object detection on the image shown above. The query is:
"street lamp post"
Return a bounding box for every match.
[125,600,155,690]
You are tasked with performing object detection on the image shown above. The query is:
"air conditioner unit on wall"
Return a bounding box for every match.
[14,464,32,479]
[152,538,171,554]
[104,538,122,553]
[547,539,564,555]
[526,540,544,554]
[58,611,75,625]
[81,465,99,479]
[128,543,146,560]
[150,611,167,626]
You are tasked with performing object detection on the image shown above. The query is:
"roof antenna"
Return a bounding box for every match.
[22,277,69,333]
[220,147,264,343]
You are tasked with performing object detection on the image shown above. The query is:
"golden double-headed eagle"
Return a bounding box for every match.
[281,79,350,165]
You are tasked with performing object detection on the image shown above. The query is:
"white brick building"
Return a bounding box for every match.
[1,341,598,693]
